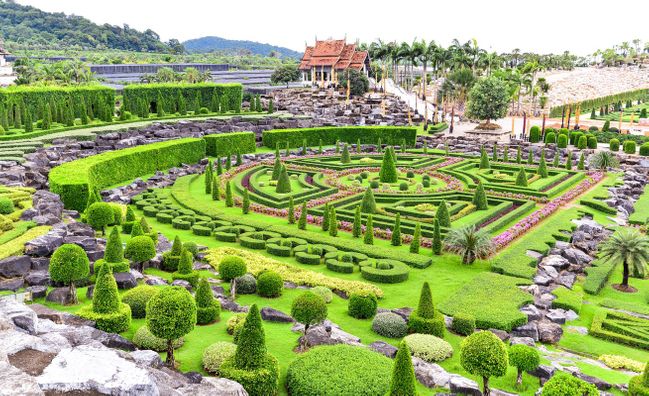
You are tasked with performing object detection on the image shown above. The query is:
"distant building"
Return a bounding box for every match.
[0,40,9,67]
[299,39,370,87]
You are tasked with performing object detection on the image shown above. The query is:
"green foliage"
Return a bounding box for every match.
[391,212,401,246]
[257,271,283,298]
[328,206,338,237]
[508,344,540,385]
[479,146,490,169]
[340,143,351,164]
[92,261,120,314]
[242,189,250,214]
[640,143,649,157]
[0,198,14,215]
[389,341,417,396]
[625,140,638,154]
[348,293,378,319]
[270,64,301,86]
[203,341,237,375]
[291,291,327,332]
[287,196,295,224]
[123,83,242,115]
[515,167,528,187]
[578,152,585,170]
[451,313,476,336]
[460,331,508,393]
[49,244,89,295]
[78,302,131,334]
[379,147,398,183]
[321,203,330,232]
[211,176,220,200]
[537,151,548,178]
[577,135,587,150]
[275,165,292,193]
[196,277,221,324]
[225,181,234,207]
[124,235,156,264]
[133,326,184,352]
[298,201,307,230]
[541,373,598,396]
[352,205,362,238]
[557,134,568,148]
[262,126,417,149]
[234,304,266,369]
[363,215,374,245]
[337,69,370,96]
[436,200,451,227]
[204,132,256,157]
[121,285,159,319]
[219,255,247,281]
[472,182,488,210]
[409,223,421,253]
[86,202,114,233]
[545,132,556,144]
[360,186,377,214]
[529,126,540,143]
[566,152,573,170]
[372,312,407,338]
[466,76,510,121]
[404,334,453,362]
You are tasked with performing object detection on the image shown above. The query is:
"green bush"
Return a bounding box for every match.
[587,135,598,149]
[132,325,184,352]
[577,135,587,149]
[204,132,256,157]
[49,244,90,303]
[310,286,333,303]
[460,331,509,395]
[624,140,637,154]
[262,126,417,149]
[172,249,199,286]
[541,372,598,396]
[372,312,407,338]
[348,293,377,319]
[235,274,257,294]
[121,285,159,318]
[529,126,540,143]
[545,132,556,144]
[640,143,649,157]
[509,344,540,386]
[609,138,620,151]
[124,235,156,266]
[557,134,568,148]
[286,344,392,396]
[123,83,242,114]
[451,313,476,336]
[404,333,453,362]
[0,198,14,214]
[78,303,131,334]
[227,313,247,335]
[219,256,247,281]
[86,202,114,233]
[257,271,283,298]
[359,259,410,284]
[195,277,221,324]
[291,291,327,336]
[203,341,237,375]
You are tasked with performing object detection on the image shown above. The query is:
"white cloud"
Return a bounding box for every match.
[14,0,649,55]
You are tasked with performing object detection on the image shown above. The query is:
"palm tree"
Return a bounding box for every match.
[444,225,495,264]
[599,228,649,292]
[589,151,619,170]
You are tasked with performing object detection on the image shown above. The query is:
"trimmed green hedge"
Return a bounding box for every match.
[551,286,583,313]
[590,310,649,350]
[583,260,617,295]
[123,83,242,115]
[204,132,256,157]
[261,126,417,148]
[579,199,617,215]
[49,138,206,211]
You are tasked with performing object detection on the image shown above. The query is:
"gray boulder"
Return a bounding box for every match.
[411,357,450,388]
[0,255,31,278]
[449,375,481,395]
[260,307,294,323]
[45,288,75,306]
[369,341,398,358]
[114,272,137,289]
[511,322,539,341]
[537,321,563,343]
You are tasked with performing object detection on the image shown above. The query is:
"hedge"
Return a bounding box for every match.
[640,143,649,157]
[122,83,242,115]
[583,260,617,294]
[549,88,649,117]
[590,310,649,350]
[624,140,637,154]
[359,259,409,283]
[551,286,583,313]
[262,126,417,149]
[579,199,617,215]
[49,138,206,211]
[204,132,256,157]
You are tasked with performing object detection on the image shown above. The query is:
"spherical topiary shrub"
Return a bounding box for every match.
[235,274,257,294]
[287,344,392,396]
[310,286,333,303]
[587,135,598,149]
[460,331,509,395]
[0,198,14,215]
[291,291,327,344]
[628,363,649,396]
[610,138,620,152]
[640,143,649,157]
[624,140,637,154]
[133,325,184,352]
[404,334,453,362]
[348,293,377,319]
[541,372,598,396]
[451,313,476,336]
[124,235,156,271]
[509,344,540,386]
[544,132,556,144]
[49,243,90,304]
[370,180,379,189]
[372,312,407,338]
[203,341,237,375]
[556,134,568,148]
[257,271,283,298]
[219,256,247,282]
[121,285,159,318]
[529,126,540,143]
[86,202,115,233]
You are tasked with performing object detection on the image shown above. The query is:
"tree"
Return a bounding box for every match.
[388,341,417,396]
[492,143,498,161]
[578,152,585,170]
[527,148,534,165]
[287,197,295,224]
[124,235,156,272]
[516,146,522,163]
[410,223,421,253]
[364,215,374,245]
[173,249,199,286]
[147,286,197,367]
[341,144,351,164]
[212,176,220,200]
[565,153,572,170]
[472,182,488,210]
[432,219,442,255]
[195,277,221,324]
[104,226,124,263]
[444,225,494,264]
[234,304,266,369]
[271,64,300,88]
[337,69,370,97]
[49,244,90,304]
[328,207,338,237]
[479,146,490,169]
[204,161,213,194]
[379,147,398,183]
[360,187,377,214]
[86,202,114,234]
[275,165,292,193]
[83,260,131,333]
[460,331,508,396]
[291,291,327,348]
[466,76,509,125]
[515,167,528,187]
[598,228,649,292]
[391,212,401,246]
[271,156,282,180]
[416,282,435,318]
[508,344,540,387]
[298,201,307,230]
[436,200,451,227]
[321,203,330,232]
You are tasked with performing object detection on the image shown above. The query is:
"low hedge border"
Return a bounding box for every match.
[359,259,409,283]
[204,131,256,157]
[579,199,617,215]
[262,126,417,148]
[590,310,649,350]
[583,260,617,295]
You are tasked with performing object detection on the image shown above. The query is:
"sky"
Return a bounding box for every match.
[15,0,649,56]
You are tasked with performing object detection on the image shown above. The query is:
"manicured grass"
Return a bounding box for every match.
[630,184,649,225]
[0,225,50,260]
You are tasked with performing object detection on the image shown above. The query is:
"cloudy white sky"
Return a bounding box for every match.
[15,0,649,55]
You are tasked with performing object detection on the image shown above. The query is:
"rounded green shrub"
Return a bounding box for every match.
[640,143,649,157]
[195,277,221,324]
[86,202,114,233]
[610,138,620,152]
[310,286,333,303]
[0,198,14,214]
[544,132,556,144]
[451,313,476,336]
[629,375,649,396]
[404,334,453,362]
[587,135,598,149]
[183,241,199,257]
[133,325,184,352]
[372,312,407,338]
[78,303,131,333]
[203,341,237,375]
[624,140,637,154]
[235,274,257,294]
[257,271,283,298]
[541,372,598,396]
[121,285,159,318]
[291,291,327,336]
[577,135,587,150]
[124,235,156,265]
[219,256,247,281]
[287,344,392,396]
[348,293,377,319]
[509,344,540,385]
[529,126,540,143]
[460,331,508,395]
[49,244,90,303]
[557,134,568,148]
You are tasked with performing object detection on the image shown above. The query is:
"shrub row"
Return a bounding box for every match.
[551,286,583,313]
[204,132,256,157]
[261,126,417,149]
[579,199,617,215]
[583,260,617,294]
[122,83,242,115]
[590,310,649,350]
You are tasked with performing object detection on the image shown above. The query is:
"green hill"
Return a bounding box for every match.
[183,36,301,59]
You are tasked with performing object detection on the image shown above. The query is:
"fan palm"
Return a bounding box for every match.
[589,151,619,171]
[444,225,494,264]
[598,228,649,292]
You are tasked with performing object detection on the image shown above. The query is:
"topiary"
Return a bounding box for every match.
[529,126,540,143]
[472,182,488,210]
[436,200,451,227]
[379,147,398,183]
[537,151,548,178]
[124,235,156,272]
[409,223,421,253]
[162,236,183,271]
[479,146,490,169]
[203,341,237,375]
[291,291,327,346]
[146,286,197,366]
[545,132,556,144]
[348,293,377,319]
[195,277,221,324]
[640,143,649,157]
[257,271,283,298]
[235,274,257,294]
[310,286,333,303]
[372,312,407,338]
[451,313,476,336]
[275,165,292,193]
[508,344,540,387]
[515,167,528,187]
[404,333,453,362]
[602,120,611,132]
[133,325,184,352]
[340,143,351,164]
[408,282,445,337]
[363,215,374,245]
[86,202,114,234]
[49,244,90,304]
[172,249,199,286]
[541,372,598,396]
[360,186,377,214]
[557,134,568,148]
[610,138,620,152]
[577,135,587,150]
[432,218,442,255]
[227,312,247,335]
[625,140,637,154]
[388,341,417,396]
[628,362,649,396]
[183,241,199,257]
[460,331,509,395]
[219,256,247,282]
[0,197,13,215]
[121,285,159,318]
[587,135,598,149]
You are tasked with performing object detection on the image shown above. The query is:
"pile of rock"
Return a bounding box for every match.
[605,164,649,223]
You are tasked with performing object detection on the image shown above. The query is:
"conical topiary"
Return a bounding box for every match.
[363,215,374,245]
[472,182,488,210]
[212,176,220,201]
[417,282,435,319]
[480,146,490,169]
[125,206,136,222]
[516,146,522,163]
[104,227,124,263]
[170,236,183,256]
[527,148,534,165]
[537,151,548,178]
[503,146,509,162]
[388,341,417,396]
[515,168,528,187]
[565,152,573,170]
[352,206,362,238]
[216,157,223,175]
[130,221,144,237]
[357,138,362,153]
[177,249,193,275]
[410,223,421,253]
[360,187,377,214]
[234,304,266,370]
[92,261,120,314]
[436,200,450,227]
[242,190,250,214]
[195,277,220,324]
[288,197,295,224]
[578,152,585,170]
[379,147,398,183]
[298,201,307,230]
[492,143,498,161]
[391,213,401,246]
[328,207,338,237]
[225,181,234,207]
[341,144,351,164]
[553,152,559,167]
[275,165,292,193]
[205,161,213,194]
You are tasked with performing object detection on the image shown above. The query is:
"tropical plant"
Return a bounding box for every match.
[598,228,649,292]
[444,225,495,264]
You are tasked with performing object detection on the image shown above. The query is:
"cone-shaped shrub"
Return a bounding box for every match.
[432,219,442,255]
[341,144,351,164]
[388,341,417,396]
[360,186,377,214]
[515,168,528,187]
[321,203,330,231]
[566,152,573,170]
[226,155,232,170]
[234,304,266,369]
[225,181,234,207]
[578,152,585,170]
[212,176,220,200]
[301,139,307,155]
[516,146,522,163]
[436,200,450,227]
[409,223,421,253]
[407,281,444,337]
[379,147,398,183]
[173,249,199,286]
[492,143,498,161]
[275,165,292,193]
[472,182,488,210]
[104,227,124,263]
[205,162,213,194]
[391,212,401,246]
[196,277,221,324]
[553,152,559,167]
[217,157,223,175]
[93,261,120,314]
[298,201,307,230]
[480,146,490,169]
[503,146,509,162]
[170,236,183,256]
[130,221,144,237]
[318,139,323,154]
[288,197,295,224]
[527,148,533,164]
[357,138,362,153]
[328,207,338,237]
[537,152,548,178]
[417,282,435,318]
[125,206,136,222]
[364,215,374,245]
[352,206,362,238]
[140,217,151,234]
[242,190,250,214]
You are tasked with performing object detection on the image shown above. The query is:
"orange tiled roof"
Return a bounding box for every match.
[348,51,368,70]
[299,39,369,71]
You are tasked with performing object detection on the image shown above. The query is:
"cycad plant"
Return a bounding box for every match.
[589,151,619,171]
[598,228,649,292]
[444,225,494,264]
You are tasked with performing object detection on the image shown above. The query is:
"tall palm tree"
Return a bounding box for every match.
[599,228,649,292]
[444,225,494,264]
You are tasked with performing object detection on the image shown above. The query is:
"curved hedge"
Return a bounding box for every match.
[204,131,256,157]
[123,83,242,115]
[262,126,417,149]
[359,259,409,283]
[49,138,206,211]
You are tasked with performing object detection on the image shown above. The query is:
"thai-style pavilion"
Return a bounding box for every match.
[299,39,370,87]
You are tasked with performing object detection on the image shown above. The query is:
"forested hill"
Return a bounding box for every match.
[0,0,180,53]
[183,36,301,59]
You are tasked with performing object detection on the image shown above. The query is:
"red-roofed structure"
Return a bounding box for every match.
[299,39,370,87]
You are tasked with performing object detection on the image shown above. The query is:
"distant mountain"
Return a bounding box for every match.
[183,36,301,59]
